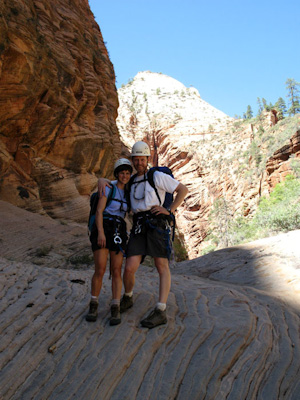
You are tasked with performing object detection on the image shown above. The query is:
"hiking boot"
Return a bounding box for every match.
[120,294,133,313]
[85,300,98,322]
[141,308,167,329]
[110,304,121,326]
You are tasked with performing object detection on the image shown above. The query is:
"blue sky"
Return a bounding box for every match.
[89,0,300,118]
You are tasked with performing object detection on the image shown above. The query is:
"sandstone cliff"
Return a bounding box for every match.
[1,200,300,399]
[116,72,300,258]
[0,0,121,221]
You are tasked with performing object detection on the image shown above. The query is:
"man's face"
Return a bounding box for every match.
[132,156,148,175]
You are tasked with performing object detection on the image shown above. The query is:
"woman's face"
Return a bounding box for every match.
[117,169,131,184]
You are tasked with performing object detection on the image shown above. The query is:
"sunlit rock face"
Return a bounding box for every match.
[117,71,234,257]
[266,128,300,187]
[0,0,121,221]
[116,72,300,258]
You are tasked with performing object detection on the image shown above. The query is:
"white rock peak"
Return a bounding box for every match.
[125,71,199,96]
[117,70,232,147]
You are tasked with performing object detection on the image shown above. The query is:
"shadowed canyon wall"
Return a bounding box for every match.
[0,0,122,221]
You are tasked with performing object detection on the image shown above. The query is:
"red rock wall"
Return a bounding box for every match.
[0,0,121,220]
[266,129,300,187]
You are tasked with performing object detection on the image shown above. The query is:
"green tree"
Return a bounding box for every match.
[286,78,300,115]
[274,97,287,119]
[257,97,263,115]
[261,98,273,111]
[209,197,233,248]
[246,105,253,119]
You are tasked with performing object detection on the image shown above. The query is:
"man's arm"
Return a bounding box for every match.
[169,183,188,214]
[151,182,188,216]
[97,178,117,197]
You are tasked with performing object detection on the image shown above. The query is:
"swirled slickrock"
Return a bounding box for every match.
[1,200,300,399]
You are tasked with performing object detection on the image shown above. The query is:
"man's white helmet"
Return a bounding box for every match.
[131,141,151,157]
[114,158,133,177]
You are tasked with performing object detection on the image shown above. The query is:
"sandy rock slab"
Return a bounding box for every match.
[0,200,92,269]
[1,246,300,399]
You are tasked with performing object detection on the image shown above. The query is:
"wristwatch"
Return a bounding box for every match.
[166,207,172,215]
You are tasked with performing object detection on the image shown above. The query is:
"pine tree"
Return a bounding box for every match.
[274,97,287,119]
[257,97,263,115]
[286,78,300,115]
[246,105,253,119]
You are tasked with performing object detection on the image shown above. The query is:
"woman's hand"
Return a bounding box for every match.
[97,231,106,248]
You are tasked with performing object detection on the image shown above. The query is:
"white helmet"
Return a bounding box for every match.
[114,158,132,177]
[131,141,150,157]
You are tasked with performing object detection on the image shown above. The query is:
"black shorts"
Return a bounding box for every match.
[90,214,127,253]
[126,213,172,261]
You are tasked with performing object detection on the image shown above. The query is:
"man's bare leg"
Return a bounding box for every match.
[154,257,171,304]
[120,255,142,312]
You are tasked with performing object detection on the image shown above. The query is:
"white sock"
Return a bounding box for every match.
[91,296,98,303]
[125,291,133,297]
[111,299,120,306]
[156,302,166,311]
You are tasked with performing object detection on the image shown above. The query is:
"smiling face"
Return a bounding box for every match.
[132,156,148,176]
[117,169,131,185]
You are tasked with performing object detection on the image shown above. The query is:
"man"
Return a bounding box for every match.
[99,141,188,328]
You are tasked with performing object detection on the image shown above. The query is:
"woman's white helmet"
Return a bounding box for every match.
[131,141,151,157]
[114,158,133,177]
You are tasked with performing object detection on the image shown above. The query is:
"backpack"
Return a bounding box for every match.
[128,166,174,208]
[88,184,121,234]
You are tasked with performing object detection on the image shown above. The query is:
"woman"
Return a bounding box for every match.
[86,158,132,325]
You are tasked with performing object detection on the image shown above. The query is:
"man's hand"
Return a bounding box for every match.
[150,205,170,216]
[98,178,111,197]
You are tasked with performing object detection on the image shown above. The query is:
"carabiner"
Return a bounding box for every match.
[134,221,142,235]
[114,234,122,244]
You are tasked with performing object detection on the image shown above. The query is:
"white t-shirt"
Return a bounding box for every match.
[130,171,179,213]
[104,185,127,219]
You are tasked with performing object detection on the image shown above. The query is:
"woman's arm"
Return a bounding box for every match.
[95,194,108,248]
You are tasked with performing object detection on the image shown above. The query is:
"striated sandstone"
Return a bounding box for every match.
[0,0,121,221]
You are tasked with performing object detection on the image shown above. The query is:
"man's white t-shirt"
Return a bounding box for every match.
[130,171,179,214]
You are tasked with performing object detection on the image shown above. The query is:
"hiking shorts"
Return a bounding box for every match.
[126,213,172,261]
[90,215,127,253]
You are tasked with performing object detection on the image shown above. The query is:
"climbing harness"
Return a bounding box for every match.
[132,212,173,260]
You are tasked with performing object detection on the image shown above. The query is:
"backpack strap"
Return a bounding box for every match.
[127,173,137,196]
[147,167,162,205]
[128,168,162,205]
[105,184,116,208]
